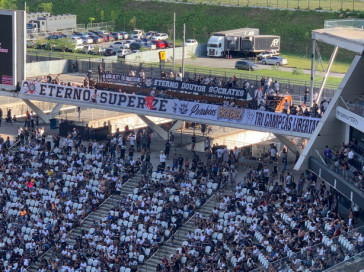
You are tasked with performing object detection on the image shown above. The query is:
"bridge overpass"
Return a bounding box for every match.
[0,81,320,141]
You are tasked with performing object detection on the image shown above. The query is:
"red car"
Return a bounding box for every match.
[98,34,109,42]
[107,35,115,42]
[152,40,165,49]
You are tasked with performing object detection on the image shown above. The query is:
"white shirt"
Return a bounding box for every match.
[160,154,166,163]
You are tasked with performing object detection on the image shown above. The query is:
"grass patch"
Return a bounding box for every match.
[146,61,342,88]
[27,48,103,59]
[281,53,353,74]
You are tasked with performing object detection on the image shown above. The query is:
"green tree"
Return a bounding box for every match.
[52,38,75,52]
[35,37,48,48]
[99,9,105,22]
[110,10,118,23]
[129,16,136,29]
[38,2,53,13]
[0,0,16,9]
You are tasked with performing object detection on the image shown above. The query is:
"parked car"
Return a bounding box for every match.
[122,40,136,49]
[145,31,158,39]
[118,31,129,40]
[80,35,94,44]
[91,47,105,55]
[116,49,131,58]
[162,40,173,48]
[131,50,140,54]
[151,33,169,41]
[183,39,198,46]
[131,29,144,39]
[152,40,166,49]
[110,32,123,40]
[110,41,124,49]
[130,42,142,51]
[261,56,288,66]
[26,39,36,48]
[257,50,280,60]
[141,41,156,50]
[235,60,258,71]
[97,34,109,42]
[107,35,115,42]
[66,44,84,52]
[88,34,103,43]
[81,45,96,54]
[104,47,119,56]
[70,36,83,46]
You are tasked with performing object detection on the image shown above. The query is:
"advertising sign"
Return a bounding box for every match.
[0,14,14,87]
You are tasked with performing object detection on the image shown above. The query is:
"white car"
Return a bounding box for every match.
[110,41,124,49]
[118,31,129,40]
[81,35,94,44]
[141,41,156,50]
[122,40,135,49]
[257,50,279,60]
[183,39,198,46]
[145,31,158,39]
[116,49,131,58]
[81,45,95,54]
[70,36,83,46]
[261,56,288,66]
[131,29,144,39]
[151,33,169,41]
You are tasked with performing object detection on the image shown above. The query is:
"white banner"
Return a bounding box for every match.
[20,81,320,134]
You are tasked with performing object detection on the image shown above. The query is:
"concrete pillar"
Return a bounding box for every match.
[274,133,302,154]
[22,99,50,123]
[169,120,183,132]
[138,115,169,141]
[316,46,339,105]
[48,103,64,119]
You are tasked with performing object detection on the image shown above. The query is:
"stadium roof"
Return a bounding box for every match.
[313,19,364,53]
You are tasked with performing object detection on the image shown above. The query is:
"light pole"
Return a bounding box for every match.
[173,13,176,73]
[182,23,185,78]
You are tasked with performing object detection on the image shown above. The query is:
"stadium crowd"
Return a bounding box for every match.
[0,126,140,271]
[324,139,364,192]
[159,159,363,272]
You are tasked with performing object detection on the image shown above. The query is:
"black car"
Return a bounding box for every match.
[163,40,173,48]
[129,42,142,51]
[235,60,258,71]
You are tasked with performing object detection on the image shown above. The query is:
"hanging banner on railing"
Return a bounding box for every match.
[101,72,143,84]
[19,81,320,134]
[148,78,249,100]
[102,74,249,100]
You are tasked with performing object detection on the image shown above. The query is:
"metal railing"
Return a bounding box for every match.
[136,0,363,12]
[250,225,364,272]
[325,19,364,29]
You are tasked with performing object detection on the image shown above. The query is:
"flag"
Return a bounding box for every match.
[1,75,13,85]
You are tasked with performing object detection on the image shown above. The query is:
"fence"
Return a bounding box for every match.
[70,58,337,98]
[325,19,364,29]
[137,0,364,11]
[25,50,338,97]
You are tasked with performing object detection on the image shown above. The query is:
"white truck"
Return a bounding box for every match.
[207,28,259,57]
[207,28,280,58]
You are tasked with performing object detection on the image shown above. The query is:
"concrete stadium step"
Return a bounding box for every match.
[137,183,235,272]
[28,174,142,272]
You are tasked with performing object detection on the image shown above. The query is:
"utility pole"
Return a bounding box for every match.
[182,23,185,79]
[173,13,176,73]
